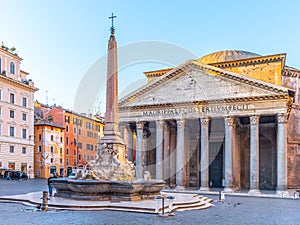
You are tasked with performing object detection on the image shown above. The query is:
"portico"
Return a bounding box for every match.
[118,55,295,193]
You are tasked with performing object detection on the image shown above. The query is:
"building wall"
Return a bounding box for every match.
[0,46,37,178]
[34,124,64,178]
[64,111,104,174]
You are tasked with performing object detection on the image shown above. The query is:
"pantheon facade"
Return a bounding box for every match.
[118,50,300,193]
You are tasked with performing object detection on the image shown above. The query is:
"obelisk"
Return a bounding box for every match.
[100,13,126,163]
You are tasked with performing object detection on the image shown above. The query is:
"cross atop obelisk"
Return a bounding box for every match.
[109,13,116,30]
[100,13,126,163]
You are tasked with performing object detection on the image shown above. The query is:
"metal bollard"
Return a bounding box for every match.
[167,196,175,216]
[294,192,299,199]
[219,191,225,202]
[41,191,49,211]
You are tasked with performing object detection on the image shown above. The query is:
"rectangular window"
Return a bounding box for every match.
[9,126,15,136]
[66,148,69,155]
[78,142,82,149]
[22,113,27,121]
[51,158,53,163]
[10,93,15,104]
[74,149,76,155]
[0,89,2,100]
[65,116,70,123]
[78,128,81,135]
[66,158,69,165]
[22,147,26,154]
[22,129,27,139]
[60,158,63,164]
[9,146,14,153]
[66,126,69,132]
[0,107,2,116]
[95,124,100,132]
[66,137,69,144]
[39,134,41,140]
[74,127,77,134]
[22,97,27,107]
[50,146,54,153]
[10,110,15,118]
[38,145,42,152]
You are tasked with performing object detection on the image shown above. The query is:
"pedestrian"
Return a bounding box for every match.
[48,174,54,196]
[6,172,11,180]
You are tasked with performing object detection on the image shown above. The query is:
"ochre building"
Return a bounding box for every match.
[119,50,300,194]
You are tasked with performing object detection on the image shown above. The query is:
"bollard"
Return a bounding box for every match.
[155,196,163,213]
[294,192,299,199]
[41,191,49,211]
[167,196,175,216]
[219,191,225,202]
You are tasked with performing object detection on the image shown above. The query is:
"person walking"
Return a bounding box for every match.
[47,174,54,196]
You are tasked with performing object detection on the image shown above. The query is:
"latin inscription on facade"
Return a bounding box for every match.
[142,104,250,117]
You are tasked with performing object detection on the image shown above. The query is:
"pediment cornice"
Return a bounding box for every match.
[119,60,292,108]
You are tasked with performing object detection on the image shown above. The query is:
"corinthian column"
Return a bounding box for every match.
[136,121,145,179]
[169,127,177,187]
[176,119,186,190]
[277,113,288,195]
[224,117,235,192]
[163,123,170,184]
[126,124,134,162]
[199,117,210,191]
[248,115,260,195]
[156,120,164,180]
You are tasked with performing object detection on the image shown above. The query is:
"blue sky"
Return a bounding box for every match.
[1,0,299,114]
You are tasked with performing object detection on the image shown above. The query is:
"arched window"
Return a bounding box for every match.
[10,62,15,74]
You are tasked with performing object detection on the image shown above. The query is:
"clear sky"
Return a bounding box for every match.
[1,0,299,114]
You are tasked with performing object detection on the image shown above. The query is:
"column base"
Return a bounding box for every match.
[175,186,185,191]
[223,187,235,193]
[199,186,210,192]
[276,190,290,198]
[248,189,261,195]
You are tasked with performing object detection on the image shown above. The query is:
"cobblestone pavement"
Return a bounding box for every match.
[0,179,300,225]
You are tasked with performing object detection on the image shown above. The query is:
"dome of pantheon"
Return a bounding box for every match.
[198,50,260,64]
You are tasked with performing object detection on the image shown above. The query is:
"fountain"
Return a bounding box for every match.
[51,142,165,201]
[50,15,165,201]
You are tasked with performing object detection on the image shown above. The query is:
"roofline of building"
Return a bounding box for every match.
[34,121,65,129]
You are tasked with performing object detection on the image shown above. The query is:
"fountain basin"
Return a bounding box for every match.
[51,178,165,201]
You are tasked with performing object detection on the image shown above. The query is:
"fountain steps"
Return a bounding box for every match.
[0,192,213,213]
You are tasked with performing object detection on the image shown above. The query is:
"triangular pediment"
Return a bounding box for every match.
[119,60,290,109]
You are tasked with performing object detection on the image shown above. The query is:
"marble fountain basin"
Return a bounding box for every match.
[50,178,165,201]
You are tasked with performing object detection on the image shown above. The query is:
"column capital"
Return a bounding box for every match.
[176,119,186,128]
[250,115,260,125]
[156,120,165,129]
[200,117,210,127]
[136,121,145,130]
[277,113,288,124]
[224,117,235,126]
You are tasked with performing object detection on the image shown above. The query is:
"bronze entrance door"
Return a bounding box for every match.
[209,142,224,188]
